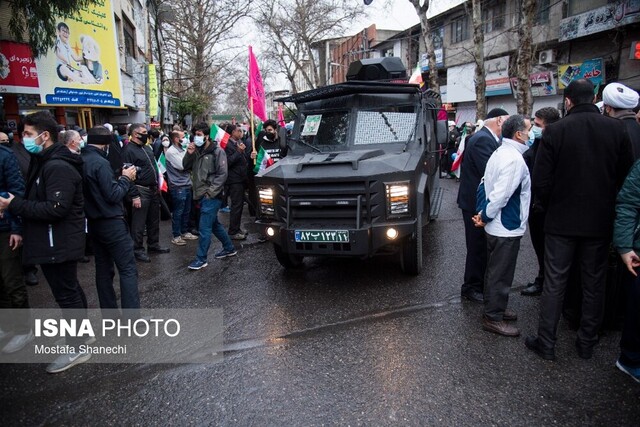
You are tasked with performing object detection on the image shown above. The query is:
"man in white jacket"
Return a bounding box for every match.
[473,115,532,337]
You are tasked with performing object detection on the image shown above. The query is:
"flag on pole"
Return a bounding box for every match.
[210,123,230,149]
[248,46,267,122]
[409,65,423,87]
[277,104,286,128]
[157,152,168,192]
[253,146,275,173]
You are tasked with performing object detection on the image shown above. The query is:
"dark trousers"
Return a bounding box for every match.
[461,209,487,294]
[227,182,245,235]
[0,231,30,333]
[131,186,160,252]
[528,209,545,283]
[484,234,521,321]
[40,261,87,347]
[169,186,192,238]
[246,173,257,217]
[537,234,609,350]
[620,269,640,368]
[89,218,140,309]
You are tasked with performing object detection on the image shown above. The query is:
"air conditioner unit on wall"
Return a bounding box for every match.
[538,49,556,65]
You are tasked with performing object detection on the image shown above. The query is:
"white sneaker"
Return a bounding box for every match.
[171,236,187,246]
[181,232,198,240]
[46,351,92,374]
[2,330,34,353]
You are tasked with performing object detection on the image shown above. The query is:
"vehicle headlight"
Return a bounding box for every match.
[386,181,410,218]
[258,186,275,216]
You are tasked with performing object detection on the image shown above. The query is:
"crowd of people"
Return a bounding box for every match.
[457,79,640,385]
[0,113,287,373]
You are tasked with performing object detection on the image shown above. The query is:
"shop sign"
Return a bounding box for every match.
[0,41,39,94]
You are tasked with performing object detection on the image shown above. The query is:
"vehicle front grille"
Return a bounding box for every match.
[277,181,382,228]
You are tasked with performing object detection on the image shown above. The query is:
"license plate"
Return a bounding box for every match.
[294,230,349,243]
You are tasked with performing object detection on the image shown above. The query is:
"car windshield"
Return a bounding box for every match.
[297,105,417,151]
[353,106,417,145]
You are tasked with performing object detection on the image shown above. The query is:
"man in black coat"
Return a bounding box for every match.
[224,124,249,240]
[457,108,509,303]
[0,111,91,373]
[526,79,634,361]
[521,107,560,297]
[83,126,139,310]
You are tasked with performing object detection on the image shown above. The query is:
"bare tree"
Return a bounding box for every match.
[472,0,486,121]
[515,0,537,116]
[253,0,365,92]
[407,0,438,91]
[159,0,251,121]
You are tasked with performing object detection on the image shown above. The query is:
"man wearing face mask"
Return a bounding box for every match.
[82,126,139,309]
[183,122,236,270]
[602,82,640,160]
[255,120,287,162]
[122,123,170,263]
[58,129,84,154]
[0,111,91,373]
[457,108,510,304]
[521,107,560,297]
[473,115,532,337]
[526,79,633,361]
[165,130,197,246]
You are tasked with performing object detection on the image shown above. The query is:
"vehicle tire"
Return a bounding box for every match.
[274,244,304,269]
[400,217,423,275]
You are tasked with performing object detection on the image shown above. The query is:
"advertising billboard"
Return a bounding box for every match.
[34,0,123,107]
[0,41,39,94]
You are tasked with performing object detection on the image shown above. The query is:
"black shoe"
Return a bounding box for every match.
[525,336,556,361]
[24,270,38,286]
[461,289,484,303]
[575,339,594,360]
[521,281,543,296]
[135,252,151,263]
[148,247,170,254]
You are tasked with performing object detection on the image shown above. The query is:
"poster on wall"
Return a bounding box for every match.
[0,42,39,94]
[509,72,557,97]
[557,58,604,89]
[148,64,158,117]
[34,0,123,107]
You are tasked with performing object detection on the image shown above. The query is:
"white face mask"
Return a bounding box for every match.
[162,139,170,148]
[194,135,205,147]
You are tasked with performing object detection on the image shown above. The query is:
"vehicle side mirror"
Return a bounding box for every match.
[278,127,288,150]
[436,120,448,146]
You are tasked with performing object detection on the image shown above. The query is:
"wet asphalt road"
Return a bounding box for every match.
[1,178,639,426]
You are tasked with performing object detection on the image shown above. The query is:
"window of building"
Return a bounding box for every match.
[568,0,612,16]
[450,15,469,44]
[482,0,506,33]
[535,0,551,25]
[123,19,136,59]
[383,48,394,57]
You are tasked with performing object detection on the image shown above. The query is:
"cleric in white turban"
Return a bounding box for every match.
[602,82,639,111]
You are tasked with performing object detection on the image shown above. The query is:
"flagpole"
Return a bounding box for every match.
[250,96,257,166]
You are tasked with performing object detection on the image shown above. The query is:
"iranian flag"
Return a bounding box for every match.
[253,146,274,173]
[210,124,230,149]
[157,152,168,192]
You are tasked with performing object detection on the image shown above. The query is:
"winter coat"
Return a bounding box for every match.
[225,138,248,185]
[9,143,85,264]
[533,103,633,238]
[457,126,500,213]
[182,141,227,199]
[477,138,531,237]
[0,145,25,234]
[614,159,640,255]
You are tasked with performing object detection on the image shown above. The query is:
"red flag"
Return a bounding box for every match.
[248,46,267,122]
[277,104,286,128]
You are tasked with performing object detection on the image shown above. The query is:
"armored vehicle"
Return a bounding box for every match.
[254,57,446,275]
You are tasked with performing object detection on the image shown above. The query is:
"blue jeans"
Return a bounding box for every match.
[196,197,234,262]
[170,186,192,238]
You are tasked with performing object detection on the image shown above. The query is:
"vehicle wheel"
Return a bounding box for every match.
[400,217,423,275]
[274,244,304,269]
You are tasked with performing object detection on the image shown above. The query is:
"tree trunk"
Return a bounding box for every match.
[472,0,486,120]
[409,1,438,91]
[516,0,537,116]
